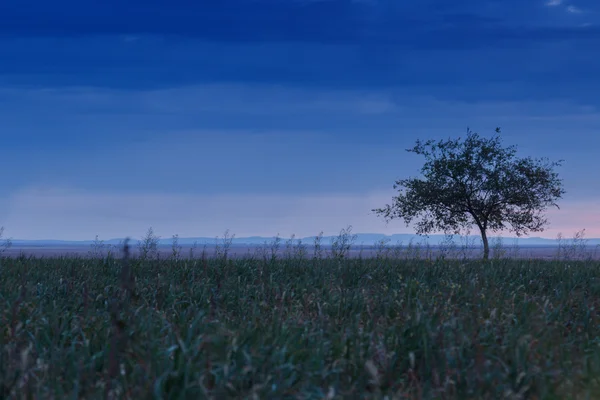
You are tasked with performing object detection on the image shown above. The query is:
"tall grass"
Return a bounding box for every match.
[1,227,600,398]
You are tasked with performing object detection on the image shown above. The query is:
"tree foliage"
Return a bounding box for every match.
[373,128,565,259]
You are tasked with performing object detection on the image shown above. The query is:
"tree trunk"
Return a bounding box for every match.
[479,226,489,260]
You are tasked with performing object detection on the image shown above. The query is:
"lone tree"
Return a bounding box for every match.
[373,128,565,260]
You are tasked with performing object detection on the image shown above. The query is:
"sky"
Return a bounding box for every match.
[0,0,599,241]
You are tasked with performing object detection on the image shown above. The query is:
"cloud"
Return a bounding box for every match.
[2,185,598,241]
[0,1,599,49]
[545,0,563,6]
[2,83,598,120]
[567,5,583,13]
[0,84,398,116]
[122,35,140,43]
[1,185,399,240]
[2,31,599,99]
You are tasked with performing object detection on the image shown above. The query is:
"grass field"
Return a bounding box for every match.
[2,247,600,399]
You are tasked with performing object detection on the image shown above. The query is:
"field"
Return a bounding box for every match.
[2,248,600,399]
[4,244,600,260]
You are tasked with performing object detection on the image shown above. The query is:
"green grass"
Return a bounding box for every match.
[2,252,600,399]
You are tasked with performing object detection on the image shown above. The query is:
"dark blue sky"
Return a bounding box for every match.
[0,0,598,240]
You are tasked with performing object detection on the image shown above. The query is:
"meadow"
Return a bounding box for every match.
[1,234,600,399]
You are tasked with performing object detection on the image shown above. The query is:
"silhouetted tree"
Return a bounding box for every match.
[373,128,565,260]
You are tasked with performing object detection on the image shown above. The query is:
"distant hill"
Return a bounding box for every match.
[7,233,600,247]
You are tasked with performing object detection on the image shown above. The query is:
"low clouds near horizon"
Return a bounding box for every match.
[2,185,599,241]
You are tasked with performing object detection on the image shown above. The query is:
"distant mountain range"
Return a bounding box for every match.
[7,233,599,247]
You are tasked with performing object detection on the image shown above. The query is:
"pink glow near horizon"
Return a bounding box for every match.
[485,204,600,239]
[537,205,600,238]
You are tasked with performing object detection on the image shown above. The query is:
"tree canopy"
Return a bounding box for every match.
[373,128,565,260]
